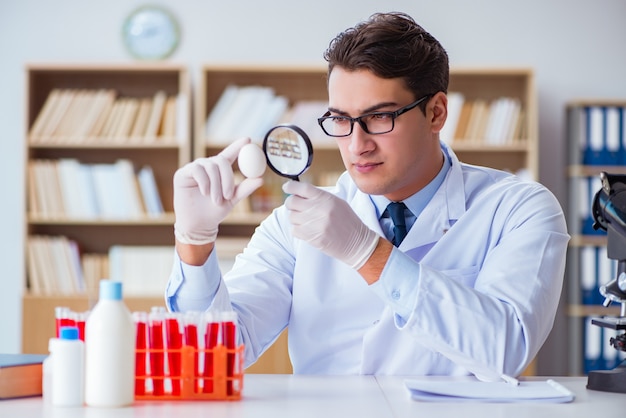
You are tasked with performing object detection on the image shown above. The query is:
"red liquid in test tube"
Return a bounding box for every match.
[165,313,183,396]
[75,311,87,341]
[203,313,220,393]
[55,307,75,338]
[183,312,200,393]
[221,311,238,396]
[133,311,148,396]
[149,307,165,396]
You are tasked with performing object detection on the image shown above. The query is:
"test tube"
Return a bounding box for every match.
[183,311,200,393]
[133,311,148,396]
[54,307,75,338]
[202,312,220,393]
[148,307,165,396]
[74,311,88,341]
[221,311,238,396]
[165,312,183,396]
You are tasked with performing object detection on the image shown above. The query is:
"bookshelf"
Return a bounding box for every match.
[445,68,538,180]
[196,65,539,374]
[22,64,191,354]
[196,66,539,229]
[565,100,626,376]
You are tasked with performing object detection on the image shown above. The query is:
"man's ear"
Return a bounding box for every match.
[429,91,448,133]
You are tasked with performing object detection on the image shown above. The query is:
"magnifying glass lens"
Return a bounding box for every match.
[263,125,313,181]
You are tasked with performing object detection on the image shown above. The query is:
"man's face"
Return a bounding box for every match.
[327,67,445,201]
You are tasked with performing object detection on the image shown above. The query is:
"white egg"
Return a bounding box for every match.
[238,143,267,178]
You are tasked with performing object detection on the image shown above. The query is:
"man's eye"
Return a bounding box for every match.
[333,117,351,125]
[370,113,392,121]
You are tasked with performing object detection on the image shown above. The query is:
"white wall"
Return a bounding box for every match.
[2,0,625,373]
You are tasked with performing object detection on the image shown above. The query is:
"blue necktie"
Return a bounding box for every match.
[387,202,408,247]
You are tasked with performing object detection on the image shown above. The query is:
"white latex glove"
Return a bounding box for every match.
[173,137,263,245]
[282,180,380,270]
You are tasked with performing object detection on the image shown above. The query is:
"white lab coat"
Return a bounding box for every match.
[166,144,569,378]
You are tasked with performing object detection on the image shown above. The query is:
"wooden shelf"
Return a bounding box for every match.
[569,234,608,247]
[22,64,192,354]
[567,304,621,318]
[29,141,182,149]
[568,165,626,177]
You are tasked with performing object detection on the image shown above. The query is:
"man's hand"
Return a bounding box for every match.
[283,180,380,270]
[174,137,263,245]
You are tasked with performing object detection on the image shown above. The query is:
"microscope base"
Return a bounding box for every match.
[587,360,626,393]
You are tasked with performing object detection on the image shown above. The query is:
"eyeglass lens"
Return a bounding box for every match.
[320,114,393,137]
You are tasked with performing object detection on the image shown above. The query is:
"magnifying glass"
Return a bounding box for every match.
[262,124,313,181]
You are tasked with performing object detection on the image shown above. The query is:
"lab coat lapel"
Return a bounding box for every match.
[349,192,386,238]
[398,148,467,251]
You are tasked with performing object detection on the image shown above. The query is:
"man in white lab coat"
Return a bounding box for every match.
[166,12,569,379]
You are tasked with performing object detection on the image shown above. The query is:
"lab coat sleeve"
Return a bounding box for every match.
[370,181,570,378]
[165,208,295,368]
[165,248,231,312]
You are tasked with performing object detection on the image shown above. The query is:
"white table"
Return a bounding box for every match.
[0,375,623,418]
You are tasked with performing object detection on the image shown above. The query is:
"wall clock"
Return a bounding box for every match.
[122,5,180,60]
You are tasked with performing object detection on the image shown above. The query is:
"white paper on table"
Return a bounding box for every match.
[405,379,575,403]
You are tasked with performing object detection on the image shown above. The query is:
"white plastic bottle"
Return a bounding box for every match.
[85,279,136,407]
[49,326,85,407]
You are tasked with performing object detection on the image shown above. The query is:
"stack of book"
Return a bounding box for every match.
[26,235,86,296]
[108,245,175,297]
[0,354,48,400]
[440,93,525,145]
[26,238,247,297]
[204,84,331,146]
[28,159,163,219]
[29,89,187,143]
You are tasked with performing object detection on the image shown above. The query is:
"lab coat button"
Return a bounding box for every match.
[391,290,401,300]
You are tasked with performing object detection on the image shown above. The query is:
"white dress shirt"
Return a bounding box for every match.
[165,143,569,378]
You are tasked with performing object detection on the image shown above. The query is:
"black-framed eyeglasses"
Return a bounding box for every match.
[317,94,431,137]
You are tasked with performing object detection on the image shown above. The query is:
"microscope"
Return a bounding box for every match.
[587,172,626,393]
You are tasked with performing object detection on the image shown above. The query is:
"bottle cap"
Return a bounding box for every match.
[99,279,123,301]
[59,326,79,340]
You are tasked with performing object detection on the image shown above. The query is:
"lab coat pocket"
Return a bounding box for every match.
[439,265,480,288]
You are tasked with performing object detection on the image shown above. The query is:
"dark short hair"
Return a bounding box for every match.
[323,12,449,113]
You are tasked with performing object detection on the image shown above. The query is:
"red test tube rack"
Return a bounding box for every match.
[134,308,243,401]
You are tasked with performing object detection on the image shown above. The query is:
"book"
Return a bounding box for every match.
[88,90,117,138]
[144,90,167,141]
[57,158,85,218]
[405,378,575,403]
[0,354,47,399]
[29,89,61,140]
[136,165,164,217]
[99,99,125,138]
[113,98,140,140]
[160,95,177,139]
[439,92,464,144]
[74,89,116,140]
[108,245,174,296]
[453,100,473,141]
[44,89,76,140]
[205,84,240,142]
[129,98,153,140]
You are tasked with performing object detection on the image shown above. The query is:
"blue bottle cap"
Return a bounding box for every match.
[99,279,123,301]
[59,326,79,340]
